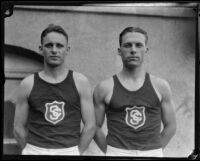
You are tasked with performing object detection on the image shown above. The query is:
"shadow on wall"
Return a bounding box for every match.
[4,100,22,154]
[5,44,44,63]
[4,100,15,138]
[176,95,194,118]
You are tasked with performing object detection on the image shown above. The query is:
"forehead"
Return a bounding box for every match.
[43,32,67,44]
[122,32,146,44]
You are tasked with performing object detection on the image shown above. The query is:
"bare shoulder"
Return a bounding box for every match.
[94,77,114,103]
[95,77,113,94]
[73,71,91,91]
[150,74,172,100]
[150,75,171,90]
[22,74,34,91]
[21,74,34,86]
[73,71,92,96]
[73,71,89,84]
[9,74,34,104]
[18,74,34,99]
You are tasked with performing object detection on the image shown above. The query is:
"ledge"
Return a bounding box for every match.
[5,44,43,63]
[13,4,197,18]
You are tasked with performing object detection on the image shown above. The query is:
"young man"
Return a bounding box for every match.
[13,24,96,155]
[93,27,176,157]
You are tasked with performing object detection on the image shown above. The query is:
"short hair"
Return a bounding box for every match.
[119,27,148,46]
[41,24,68,44]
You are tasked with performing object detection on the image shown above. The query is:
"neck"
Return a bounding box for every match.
[43,63,68,78]
[120,65,145,80]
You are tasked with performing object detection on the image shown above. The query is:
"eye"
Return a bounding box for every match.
[135,43,143,48]
[122,43,132,48]
[56,43,64,48]
[44,43,53,48]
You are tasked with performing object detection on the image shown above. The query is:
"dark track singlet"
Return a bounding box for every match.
[27,70,81,148]
[106,73,162,150]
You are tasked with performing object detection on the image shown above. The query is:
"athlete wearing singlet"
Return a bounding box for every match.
[93,27,176,157]
[13,24,96,155]
[106,73,162,150]
[27,70,81,148]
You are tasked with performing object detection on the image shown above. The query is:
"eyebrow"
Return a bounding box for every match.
[123,41,144,44]
[44,42,64,45]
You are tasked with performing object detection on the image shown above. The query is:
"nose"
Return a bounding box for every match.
[51,45,58,54]
[130,45,136,54]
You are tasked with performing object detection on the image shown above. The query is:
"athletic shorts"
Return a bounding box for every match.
[22,143,80,155]
[106,145,163,157]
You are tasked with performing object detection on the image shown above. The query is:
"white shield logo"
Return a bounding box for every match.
[45,101,65,125]
[125,106,146,129]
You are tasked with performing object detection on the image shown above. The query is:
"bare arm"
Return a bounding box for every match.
[93,83,107,154]
[160,80,176,149]
[74,73,96,155]
[13,75,33,149]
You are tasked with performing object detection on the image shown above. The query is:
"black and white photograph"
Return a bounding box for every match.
[2,1,199,159]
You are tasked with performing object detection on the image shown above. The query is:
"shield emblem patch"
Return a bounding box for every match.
[125,106,146,129]
[45,101,65,125]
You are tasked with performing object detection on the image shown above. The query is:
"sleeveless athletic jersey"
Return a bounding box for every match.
[106,73,162,150]
[27,70,81,148]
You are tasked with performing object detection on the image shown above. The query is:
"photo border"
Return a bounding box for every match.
[1,1,199,160]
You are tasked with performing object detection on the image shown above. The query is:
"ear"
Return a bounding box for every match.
[65,46,70,55]
[118,48,122,56]
[66,46,70,52]
[39,45,42,53]
[146,47,149,53]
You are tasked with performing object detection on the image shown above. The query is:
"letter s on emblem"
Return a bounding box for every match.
[125,106,146,130]
[45,101,65,125]
[49,105,62,120]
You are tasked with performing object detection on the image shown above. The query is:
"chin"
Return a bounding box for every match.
[47,62,62,67]
[46,60,63,66]
[125,63,139,69]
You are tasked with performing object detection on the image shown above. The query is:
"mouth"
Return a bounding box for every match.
[127,57,139,61]
[50,56,59,59]
[49,56,60,61]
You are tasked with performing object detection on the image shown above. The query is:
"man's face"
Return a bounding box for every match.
[118,32,148,69]
[40,32,69,67]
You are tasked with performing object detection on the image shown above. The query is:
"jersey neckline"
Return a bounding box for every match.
[114,72,148,93]
[37,70,71,85]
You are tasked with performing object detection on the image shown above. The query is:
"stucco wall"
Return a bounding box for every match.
[4,5,196,157]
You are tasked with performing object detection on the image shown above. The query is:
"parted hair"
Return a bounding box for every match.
[41,24,68,44]
[119,27,148,46]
